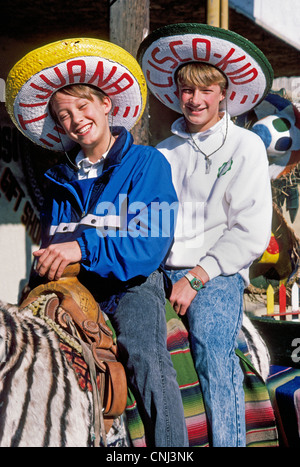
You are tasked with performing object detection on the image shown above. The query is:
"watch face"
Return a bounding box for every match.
[191,278,202,290]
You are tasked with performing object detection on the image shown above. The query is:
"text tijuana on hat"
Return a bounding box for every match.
[6,38,147,151]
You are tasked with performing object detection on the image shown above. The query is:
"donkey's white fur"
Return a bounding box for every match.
[242,313,271,381]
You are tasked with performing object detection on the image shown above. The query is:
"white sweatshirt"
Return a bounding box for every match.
[157,112,272,285]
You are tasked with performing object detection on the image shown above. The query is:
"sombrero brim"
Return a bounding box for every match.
[6,38,147,151]
[137,23,273,117]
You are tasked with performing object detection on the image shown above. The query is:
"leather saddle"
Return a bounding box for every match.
[20,263,127,419]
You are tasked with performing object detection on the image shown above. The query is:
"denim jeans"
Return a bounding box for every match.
[165,270,246,447]
[109,270,189,447]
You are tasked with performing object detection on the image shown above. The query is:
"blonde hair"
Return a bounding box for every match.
[176,63,228,92]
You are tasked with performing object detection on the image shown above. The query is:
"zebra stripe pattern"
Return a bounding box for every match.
[0,300,96,447]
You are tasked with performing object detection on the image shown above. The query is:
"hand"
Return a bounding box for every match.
[169,265,209,316]
[33,241,82,281]
[169,277,198,316]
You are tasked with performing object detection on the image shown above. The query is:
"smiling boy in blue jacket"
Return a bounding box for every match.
[6,39,188,447]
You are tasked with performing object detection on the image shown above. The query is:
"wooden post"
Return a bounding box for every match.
[279,283,287,320]
[109,0,150,145]
[206,0,228,29]
[207,0,220,26]
[220,0,229,29]
[267,284,274,315]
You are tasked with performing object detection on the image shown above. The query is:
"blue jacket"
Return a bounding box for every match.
[39,127,178,296]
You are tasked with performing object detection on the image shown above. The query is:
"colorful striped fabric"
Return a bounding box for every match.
[125,302,279,447]
[267,365,300,447]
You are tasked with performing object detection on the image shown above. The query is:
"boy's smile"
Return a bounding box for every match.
[76,123,93,135]
[51,92,113,162]
[179,82,226,133]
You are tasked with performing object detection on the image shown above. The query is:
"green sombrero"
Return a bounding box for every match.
[137,23,273,117]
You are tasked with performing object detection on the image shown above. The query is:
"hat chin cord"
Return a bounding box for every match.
[56,129,79,171]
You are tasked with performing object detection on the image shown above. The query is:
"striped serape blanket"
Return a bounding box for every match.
[267,365,300,447]
[125,302,279,447]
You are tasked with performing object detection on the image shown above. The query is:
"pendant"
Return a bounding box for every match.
[205,156,212,174]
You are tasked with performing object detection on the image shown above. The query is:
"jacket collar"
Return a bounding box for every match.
[45,126,133,184]
[103,126,133,171]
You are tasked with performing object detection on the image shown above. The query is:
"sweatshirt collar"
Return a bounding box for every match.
[171,111,229,141]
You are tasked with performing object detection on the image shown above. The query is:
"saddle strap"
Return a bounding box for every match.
[79,335,107,447]
[52,294,117,355]
[51,299,128,417]
[102,361,128,417]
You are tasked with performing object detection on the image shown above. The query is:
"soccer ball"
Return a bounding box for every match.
[251,115,293,158]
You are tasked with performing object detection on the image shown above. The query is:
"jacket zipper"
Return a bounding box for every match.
[81,181,96,218]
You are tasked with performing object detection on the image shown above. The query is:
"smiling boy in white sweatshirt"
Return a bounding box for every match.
[138,22,273,447]
[157,62,272,447]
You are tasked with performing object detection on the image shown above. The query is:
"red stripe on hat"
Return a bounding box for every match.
[164,94,174,104]
[19,102,47,107]
[133,105,139,117]
[123,107,130,118]
[53,125,66,135]
[39,138,54,147]
[46,133,60,143]
[18,112,48,130]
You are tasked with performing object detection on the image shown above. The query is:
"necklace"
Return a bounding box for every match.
[186,113,229,174]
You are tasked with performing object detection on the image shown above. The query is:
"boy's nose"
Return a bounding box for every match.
[72,111,84,125]
[190,89,202,105]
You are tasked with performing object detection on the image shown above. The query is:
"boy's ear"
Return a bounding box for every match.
[220,89,227,102]
[103,96,113,115]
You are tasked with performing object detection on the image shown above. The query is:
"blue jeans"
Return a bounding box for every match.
[109,270,189,447]
[166,270,246,447]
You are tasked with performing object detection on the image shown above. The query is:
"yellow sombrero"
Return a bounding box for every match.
[6,38,147,151]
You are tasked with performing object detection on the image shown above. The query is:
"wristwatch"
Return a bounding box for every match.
[184,272,204,291]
